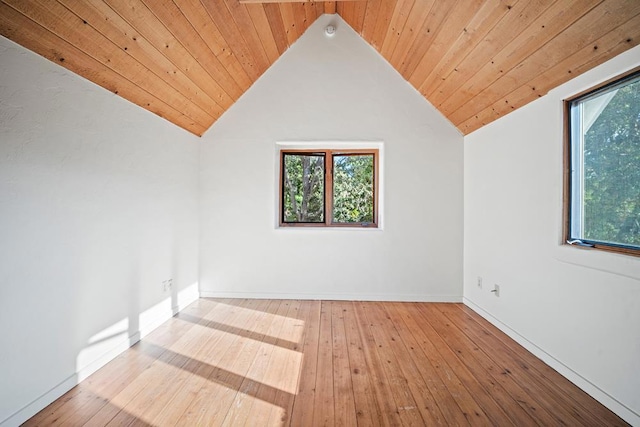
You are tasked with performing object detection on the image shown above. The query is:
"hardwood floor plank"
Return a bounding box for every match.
[386,305,450,426]
[387,302,490,426]
[168,300,263,425]
[409,303,532,426]
[330,301,358,427]
[311,300,335,426]
[25,299,628,427]
[218,305,284,425]
[288,300,321,426]
[337,301,383,427]
[419,303,542,425]
[272,299,311,424]
[363,302,432,425]
[263,300,306,425]
[178,299,283,425]
[151,299,276,426]
[352,302,403,426]
[448,303,629,426]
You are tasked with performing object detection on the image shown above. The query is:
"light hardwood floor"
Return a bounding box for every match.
[26,299,627,426]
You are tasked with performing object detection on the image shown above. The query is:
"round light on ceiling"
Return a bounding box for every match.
[325,25,336,37]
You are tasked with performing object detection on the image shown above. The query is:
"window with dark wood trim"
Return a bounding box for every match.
[564,66,640,256]
[280,149,378,227]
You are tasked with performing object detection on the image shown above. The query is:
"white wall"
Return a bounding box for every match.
[199,15,464,301]
[0,37,200,426]
[464,45,640,425]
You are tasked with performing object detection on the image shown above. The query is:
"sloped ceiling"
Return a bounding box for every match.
[1,0,639,136]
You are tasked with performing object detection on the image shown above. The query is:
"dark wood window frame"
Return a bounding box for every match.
[279,148,379,228]
[563,66,640,257]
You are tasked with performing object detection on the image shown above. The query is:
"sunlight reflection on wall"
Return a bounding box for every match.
[76,282,199,383]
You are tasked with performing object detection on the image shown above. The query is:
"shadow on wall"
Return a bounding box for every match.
[75,282,197,384]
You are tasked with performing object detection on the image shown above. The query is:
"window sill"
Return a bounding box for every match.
[556,243,640,281]
[276,224,383,231]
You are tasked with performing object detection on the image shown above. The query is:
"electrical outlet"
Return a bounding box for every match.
[491,284,500,297]
[477,276,483,289]
[162,279,173,292]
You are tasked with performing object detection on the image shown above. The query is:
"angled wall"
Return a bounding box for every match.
[198,15,464,301]
[0,37,200,426]
[464,44,640,425]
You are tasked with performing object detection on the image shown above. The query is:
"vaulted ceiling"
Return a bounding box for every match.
[1,0,639,136]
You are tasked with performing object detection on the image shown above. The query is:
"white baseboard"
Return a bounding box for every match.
[199,290,462,302]
[0,286,200,427]
[463,297,640,427]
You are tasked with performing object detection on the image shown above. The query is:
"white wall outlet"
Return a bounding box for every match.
[477,276,483,289]
[491,284,500,297]
[162,279,173,292]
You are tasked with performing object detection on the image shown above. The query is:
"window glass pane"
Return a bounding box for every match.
[332,154,374,223]
[282,153,325,222]
[574,75,640,248]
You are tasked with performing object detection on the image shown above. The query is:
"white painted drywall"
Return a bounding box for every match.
[464,45,640,425]
[0,37,200,426]
[198,15,464,301]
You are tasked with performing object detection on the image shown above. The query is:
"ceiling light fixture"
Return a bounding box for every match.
[325,25,336,37]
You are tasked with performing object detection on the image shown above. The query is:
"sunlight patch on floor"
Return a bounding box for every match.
[206,301,305,344]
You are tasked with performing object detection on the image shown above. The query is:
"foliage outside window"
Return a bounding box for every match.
[565,68,640,255]
[280,149,378,227]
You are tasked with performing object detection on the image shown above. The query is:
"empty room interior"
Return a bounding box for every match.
[1,0,640,426]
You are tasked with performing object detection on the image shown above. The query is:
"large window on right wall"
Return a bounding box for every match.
[565,67,640,256]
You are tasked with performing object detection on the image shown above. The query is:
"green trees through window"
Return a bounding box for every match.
[281,150,377,227]
[332,154,375,224]
[282,153,325,222]
[567,68,640,254]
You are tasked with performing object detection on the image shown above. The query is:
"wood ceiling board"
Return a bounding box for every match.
[244,4,281,63]
[0,3,207,135]
[2,0,639,136]
[379,0,416,58]
[396,0,457,78]
[458,7,640,134]
[305,2,321,29]
[440,0,602,120]
[292,2,310,38]
[360,0,382,42]
[315,1,326,18]
[448,0,640,126]
[202,0,270,79]
[387,0,434,67]
[407,0,487,87]
[100,0,234,118]
[262,3,289,54]
[279,3,300,45]
[57,0,222,122]
[351,0,368,33]
[414,0,518,95]
[369,0,397,51]
[423,0,555,105]
[174,0,253,90]
[325,1,336,14]
[225,0,273,70]
[139,0,243,103]
[2,0,216,129]
[239,0,365,3]
[336,2,352,26]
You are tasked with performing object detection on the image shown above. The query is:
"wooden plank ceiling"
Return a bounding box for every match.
[1,0,639,136]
